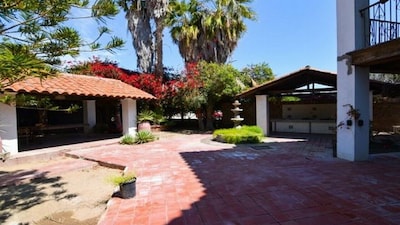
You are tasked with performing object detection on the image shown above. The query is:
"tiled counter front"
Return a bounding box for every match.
[271,120,336,134]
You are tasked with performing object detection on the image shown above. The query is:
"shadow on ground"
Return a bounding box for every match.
[19,133,120,151]
[168,136,400,224]
[0,170,77,224]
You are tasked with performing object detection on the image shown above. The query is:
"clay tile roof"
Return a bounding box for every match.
[5,73,156,99]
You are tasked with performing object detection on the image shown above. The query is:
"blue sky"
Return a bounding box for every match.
[70,0,337,77]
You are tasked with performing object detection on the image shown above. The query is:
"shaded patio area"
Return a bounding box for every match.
[18,132,121,151]
[60,132,400,225]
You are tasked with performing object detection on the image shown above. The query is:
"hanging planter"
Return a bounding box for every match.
[344,104,361,120]
[337,104,361,130]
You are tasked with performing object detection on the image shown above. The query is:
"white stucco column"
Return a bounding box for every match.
[121,98,137,135]
[256,95,269,136]
[337,0,370,161]
[0,102,18,155]
[83,100,96,134]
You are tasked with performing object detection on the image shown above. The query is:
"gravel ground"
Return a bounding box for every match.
[0,157,121,225]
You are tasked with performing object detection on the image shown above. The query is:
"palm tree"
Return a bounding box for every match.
[167,0,255,64]
[166,0,203,63]
[149,0,169,77]
[122,1,153,73]
[115,0,168,78]
[167,0,255,130]
[202,0,255,63]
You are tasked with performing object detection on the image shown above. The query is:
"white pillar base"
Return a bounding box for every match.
[0,102,18,155]
[121,99,137,136]
[256,95,269,136]
[83,100,96,134]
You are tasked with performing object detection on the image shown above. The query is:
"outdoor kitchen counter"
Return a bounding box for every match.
[271,119,336,134]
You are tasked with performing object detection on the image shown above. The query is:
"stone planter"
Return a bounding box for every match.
[138,121,151,132]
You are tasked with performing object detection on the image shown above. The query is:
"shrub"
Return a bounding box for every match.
[135,130,157,144]
[109,172,136,185]
[120,134,135,145]
[137,110,155,123]
[213,125,264,144]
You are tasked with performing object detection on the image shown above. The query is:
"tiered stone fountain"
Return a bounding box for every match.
[231,100,244,128]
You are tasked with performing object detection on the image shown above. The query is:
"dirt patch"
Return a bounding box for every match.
[0,157,121,225]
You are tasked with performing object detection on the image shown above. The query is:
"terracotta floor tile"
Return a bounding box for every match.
[240,214,278,225]
[53,133,400,225]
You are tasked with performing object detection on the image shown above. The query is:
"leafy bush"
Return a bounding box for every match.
[120,134,135,145]
[120,131,157,145]
[137,110,155,123]
[213,125,264,144]
[134,131,157,144]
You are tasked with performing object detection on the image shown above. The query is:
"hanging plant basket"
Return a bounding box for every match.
[344,104,361,120]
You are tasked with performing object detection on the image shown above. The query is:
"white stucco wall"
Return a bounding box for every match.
[83,100,96,133]
[336,0,370,161]
[0,102,18,154]
[256,95,269,136]
[121,98,137,135]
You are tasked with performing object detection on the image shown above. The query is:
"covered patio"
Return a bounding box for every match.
[0,73,155,155]
[238,66,385,136]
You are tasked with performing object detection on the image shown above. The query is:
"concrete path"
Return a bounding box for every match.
[63,132,400,225]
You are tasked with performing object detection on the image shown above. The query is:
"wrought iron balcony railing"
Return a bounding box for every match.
[360,0,400,47]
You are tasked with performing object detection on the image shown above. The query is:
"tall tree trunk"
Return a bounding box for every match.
[126,8,153,73]
[206,104,214,130]
[196,108,205,130]
[154,17,164,79]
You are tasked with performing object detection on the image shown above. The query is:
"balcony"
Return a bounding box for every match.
[348,0,400,73]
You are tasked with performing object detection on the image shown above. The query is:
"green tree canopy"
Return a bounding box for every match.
[196,61,246,129]
[241,62,274,86]
[198,61,244,104]
[0,0,124,90]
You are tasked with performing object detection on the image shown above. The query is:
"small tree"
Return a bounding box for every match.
[241,62,275,86]
[0,0,124,91]
[196,61,247,130]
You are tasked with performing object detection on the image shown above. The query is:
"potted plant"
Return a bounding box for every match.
[137,110,154,131]
[151,112,167,132]
[344,104,360,120]
[110,172,137,199]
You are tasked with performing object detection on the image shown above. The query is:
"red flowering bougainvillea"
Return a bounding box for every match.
[66,57,207,118]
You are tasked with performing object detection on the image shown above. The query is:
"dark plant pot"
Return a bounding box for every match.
[346,119,353,126]
[119,180,136,199]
